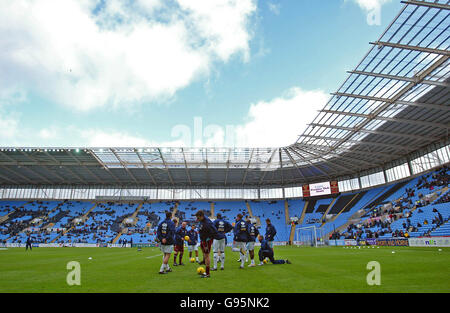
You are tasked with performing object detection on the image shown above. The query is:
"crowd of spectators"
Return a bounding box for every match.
[330,166,449,241]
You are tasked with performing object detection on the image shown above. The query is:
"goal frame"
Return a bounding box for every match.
[295,225,318,247]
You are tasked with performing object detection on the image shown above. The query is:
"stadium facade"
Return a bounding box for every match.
[0,0,449,201]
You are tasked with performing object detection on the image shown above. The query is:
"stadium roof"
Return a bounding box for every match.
[0,0,449,188]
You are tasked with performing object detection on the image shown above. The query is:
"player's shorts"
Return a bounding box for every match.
[246,241,255,251]
[234,241,247,251]
[187,243,198,252]
[200,239,213,254]
[213,238,226,253]
[174,244,184,253]
[160,244,173,254]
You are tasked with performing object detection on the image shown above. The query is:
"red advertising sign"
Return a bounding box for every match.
[302,184,310,198]
[330,181,339,194]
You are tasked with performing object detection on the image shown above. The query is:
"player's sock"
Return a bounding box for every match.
[221,253,225,269]
[179,253,183,264]
[213,253,218,269]
[206,265,210,275]
[159,264,165,272]
[240,253,245,267]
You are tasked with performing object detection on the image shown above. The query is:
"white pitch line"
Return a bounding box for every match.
[146,254,163,259]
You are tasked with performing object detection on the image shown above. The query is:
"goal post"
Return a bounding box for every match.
[294,226,324,247]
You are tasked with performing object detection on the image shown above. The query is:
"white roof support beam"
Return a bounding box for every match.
[157,148,175,186]
[370,41,450,56]
[135,149,158,186]
[257,148,279,185]
[347,70,450,88]
[43,151,87,185]
[299,143,404,158]
[302,134,415,151]
[331,92,450,112]
[0,165,36,185]
[288,147,336,177]
[0,172,17,185]
[224,149,231,186]
[283,148,306,179]
[88,149,122,185]
[298,144,381,167]
[320,109,449,129]
[401,0,450,10]
[308,123,441,141]
[110,149,140,185]
[279,149,284,186]
[65,150,105,185]
[241,149,254,186]
[181,148,192,186]
[16,150,56,184]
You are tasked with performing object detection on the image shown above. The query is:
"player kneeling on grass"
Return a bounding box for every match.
[187,225,200,263]
[233,214,250,269]
[174,221,188,266]
[246,217,259,267]
[257,235,291,265]
[212,213,233,271]
[195,210,219,278]
[157,211,176,274]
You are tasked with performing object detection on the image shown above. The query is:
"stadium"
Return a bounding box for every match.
[0,0,449,295]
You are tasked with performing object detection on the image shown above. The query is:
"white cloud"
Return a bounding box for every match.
[0,87,328,148]
[268,2,281,15]
[348,0,392,25]
[234,88,328,147]
[0,89,24,141]
[78,129,185,147]
[0,115,18,140]
[351,0,391,11]
[0,0,257,111]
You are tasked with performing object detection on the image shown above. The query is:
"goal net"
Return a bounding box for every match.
[294,226,325,247]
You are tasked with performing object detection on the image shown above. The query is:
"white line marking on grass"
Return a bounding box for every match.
[0,248,8,250]
[146,254,163,259]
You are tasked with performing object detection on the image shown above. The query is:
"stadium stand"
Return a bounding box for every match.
[330,167,450,241]
[1,166,449,245]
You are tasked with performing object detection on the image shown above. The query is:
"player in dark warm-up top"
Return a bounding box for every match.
[156,211,176,274]
[257,235,291,265]
[26,234,32,251]
[195,210,219,278]
[212,213,233,271]
[174,221,188,266]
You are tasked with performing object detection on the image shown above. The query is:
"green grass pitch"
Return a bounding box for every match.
[0,246,448,293]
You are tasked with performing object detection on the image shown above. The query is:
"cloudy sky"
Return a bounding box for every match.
[0,0,401,148]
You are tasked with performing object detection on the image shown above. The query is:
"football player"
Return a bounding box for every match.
[156,211,176,274]
[174,221,188,266]
[212,213,233,271]
[257,235,291,265]
[233,214,250,269]
[246,217,259,267]
[187,224,200,263]
[265,218,277,249]
[195,210,219,278]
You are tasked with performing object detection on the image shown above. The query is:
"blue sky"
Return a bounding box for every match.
[0,0,402,148]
